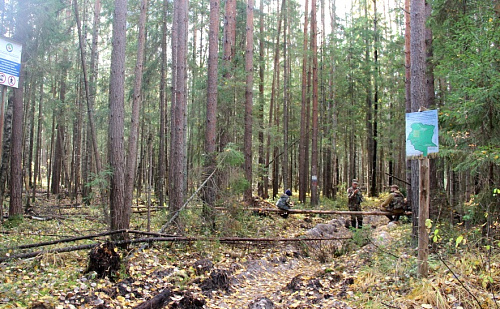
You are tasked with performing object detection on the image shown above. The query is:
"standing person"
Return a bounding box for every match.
[346,179,363,228]
[380,184,406,222]
[276,189,293,218]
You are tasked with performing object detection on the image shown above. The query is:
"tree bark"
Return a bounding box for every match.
[299,0,309,204]
[124,0,147,217]
[310,0,319,206]
[244,0,254,203]
[169,0,189,228]
[410,0,427,239]
[257,0,265,198]
[108,0,128,241]
[157,0,168,209]
[10,0,29,217]
[202,0,220,229]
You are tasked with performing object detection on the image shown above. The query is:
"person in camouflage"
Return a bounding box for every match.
[346,179,363,228]
[276,189,293,218]
[380,184,406,222]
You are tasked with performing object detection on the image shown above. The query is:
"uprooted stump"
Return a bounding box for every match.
[86,242,121,281]
[133,288,172,309]
[199,269,231,294]
[193,259,213,275]
[248,297,275,309]
[168,291,206,309]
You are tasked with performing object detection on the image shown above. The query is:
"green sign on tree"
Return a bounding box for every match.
[406,110,439,157]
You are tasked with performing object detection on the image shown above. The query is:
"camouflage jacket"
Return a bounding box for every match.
[347,187,363,206]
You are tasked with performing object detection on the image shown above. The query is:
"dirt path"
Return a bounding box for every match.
[204,215,392,309]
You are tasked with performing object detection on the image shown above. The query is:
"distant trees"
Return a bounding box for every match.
[0,0,496,232]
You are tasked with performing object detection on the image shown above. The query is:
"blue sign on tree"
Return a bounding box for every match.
[0,36,22,88]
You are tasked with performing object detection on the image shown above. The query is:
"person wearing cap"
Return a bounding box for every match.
[380,184,406,222]
[276,189,293,218]
[347,179,363,228]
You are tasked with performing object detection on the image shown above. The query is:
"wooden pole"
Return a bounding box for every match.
[418,157,429,277]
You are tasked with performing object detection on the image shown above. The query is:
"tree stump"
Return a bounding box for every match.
[86,242,121,281]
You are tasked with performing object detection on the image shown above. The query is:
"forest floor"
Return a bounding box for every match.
[0,193,498,309]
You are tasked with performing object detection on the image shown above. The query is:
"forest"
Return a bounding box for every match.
[0,0,499,308]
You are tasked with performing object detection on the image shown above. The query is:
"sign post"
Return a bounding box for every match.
[406,109,439,277]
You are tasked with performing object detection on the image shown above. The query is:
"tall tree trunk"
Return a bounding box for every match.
[108,0,128,240]
[202,0,220,229]
[72,76,82,200]
[244,0,254,203]
[218,0,236,193]
[282,0,289,192]
[267,0,284,199]
[410,0,427,239]
[10,2,29,216]
[124,0,147,214]
[370,0,379,197]
[404,0,413,227]
[169,0,188,227]
[76,0,102,202]
[257,0,265,198]
[310,0,319,206]
[299,0,309,204]
[32,82,43,203]
[0,97,13,217]
[51,62,68,196]
[157,0,168,208]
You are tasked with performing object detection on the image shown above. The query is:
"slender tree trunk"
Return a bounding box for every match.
[404,0,413,226]
[202,0,220,229]
[157,0,168,208]
[0,97,13,217]
[32,82,43,203]
[282,0,289,192]
[51,64,67,196]
[370,0,379,197]
[169,0,188,227]
[108,0,128,240]
[75,0,102,202]
[244,0,254,203]
[217,0,236,193]
[310,0,319,206]
[299,0,309,204]
[125,0,147,216]
[257,0,265,198]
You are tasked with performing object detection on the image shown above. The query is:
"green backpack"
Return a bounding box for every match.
[391,192,405,210]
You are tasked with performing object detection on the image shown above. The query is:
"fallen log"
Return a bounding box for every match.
[216,207,411,216]
[0,236,351,262]
[1,229,175,251]
[133,288,172,309]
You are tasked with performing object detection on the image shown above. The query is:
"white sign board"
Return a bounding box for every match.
[0,37,22,88]
[405,109,439,157]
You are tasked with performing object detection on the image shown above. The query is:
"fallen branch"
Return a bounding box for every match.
[159,167,218,233]
[1,229,174,251]
[216,207,411,216]
[0,236,351,262]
